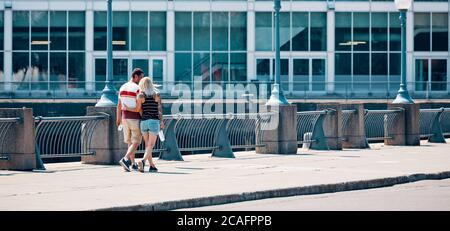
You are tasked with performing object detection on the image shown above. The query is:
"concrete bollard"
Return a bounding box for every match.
[341,104,369,149]
[316,103,343,150]
[0,108,36,170]
[387,103,420,146]
[82,106,128,165]
[256,104,298,154]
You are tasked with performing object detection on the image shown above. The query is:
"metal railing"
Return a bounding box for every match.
[364,109,403,142]
[34,114,109,159]
[420,108,443,139]
[342,109,357,141]
[0,117,22,161]
[135,113,275,160]
[296,110,332,149]
[441,109,450,136]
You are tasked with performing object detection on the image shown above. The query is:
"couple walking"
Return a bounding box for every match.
[116,68,163,173]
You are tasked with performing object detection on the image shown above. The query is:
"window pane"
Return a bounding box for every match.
[371,53,388,92]
[31,11,48,51]
[432,13,448,52]
[0,12,4,50]
[230,53,246,82]
[50,11,66,50]
[212,53,228,81]
[175,12,192,51]
[131,12,148,51]
[132,59,149,77]
[69,12,85,50]
[371,13,388,51]
[335,53,351,92]
[50,52,66,90]
[95,59,105,91]
[212,12,228,51]
[292,12,308,51]
[175,53,191,82]
[230,12,246,51]
[0,52,4,84]
[12,52,30,90]
[256,59,271,81]
[113,58,128,89]
[113,12,129,51]
[312,59,326,91]
[353,13,369,51]
[13,11,29,50]
[293,59,309,91]
[68,52,85,89]
[389,12,401,51]
[31,52,48,90]
[255,12,272,51]
[415,59,428,91]
[150,12,166,51]
[414,13,430,51]
[431,59,447,91]
[194,52,210,82]
[280,12,290,51]
[310,12,326,51]
[353,53,369,92]
[152,59,164,83]
[94,11,106,51]
[389,53,400,91]
[194,12,210,51]
[335,12,351,51]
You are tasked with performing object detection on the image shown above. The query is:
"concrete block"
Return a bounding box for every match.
[316,103,343,150]
[256,104,298,154]
[341,104,369,149]
[387,103,420,146]
[0,108,36,170]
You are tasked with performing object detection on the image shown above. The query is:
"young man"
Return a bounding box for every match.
[116,68,144,172]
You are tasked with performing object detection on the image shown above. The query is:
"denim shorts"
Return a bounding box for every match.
[140,119,160,135]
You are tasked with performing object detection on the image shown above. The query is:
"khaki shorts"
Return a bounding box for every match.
[122,119,142,144]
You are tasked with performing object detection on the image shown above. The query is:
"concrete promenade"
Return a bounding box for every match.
[1,140,450,211]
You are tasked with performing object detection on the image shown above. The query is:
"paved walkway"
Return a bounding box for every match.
[1,140,450,211]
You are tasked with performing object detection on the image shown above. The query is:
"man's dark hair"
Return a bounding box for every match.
[131,68,144,78]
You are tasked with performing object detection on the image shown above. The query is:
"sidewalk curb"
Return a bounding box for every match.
[95,171,450,211]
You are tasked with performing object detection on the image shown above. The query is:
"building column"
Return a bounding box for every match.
[85,6,94,93]
[247,0,255,81]
[167,2,175,90]
[4,6,12,92]
[326,7,335,94]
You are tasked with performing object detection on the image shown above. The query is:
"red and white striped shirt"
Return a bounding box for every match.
[119,81,141,120]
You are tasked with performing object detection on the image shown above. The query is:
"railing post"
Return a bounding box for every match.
[212,118,235,158]
[428,108,446,143]
[316,103,343,150]
[387,103,420,146]
[159,119,183,161]
[0,108,36,170]
[309,112,329,150]
[341,104,369,149]
[384,108,406,146]
[82,106,123,164]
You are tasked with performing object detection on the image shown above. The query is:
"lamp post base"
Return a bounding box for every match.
[96,85,118,107]
[393,88,414,104]
[266,84,289,106]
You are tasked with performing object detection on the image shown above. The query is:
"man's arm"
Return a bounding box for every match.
[116,98,122,126]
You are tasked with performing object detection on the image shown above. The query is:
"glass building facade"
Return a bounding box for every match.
[0,0,449,99]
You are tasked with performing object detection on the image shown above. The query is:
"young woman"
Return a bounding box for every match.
[125,77,164,172]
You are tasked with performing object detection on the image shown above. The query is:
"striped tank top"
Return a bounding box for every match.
[141,93,160,121]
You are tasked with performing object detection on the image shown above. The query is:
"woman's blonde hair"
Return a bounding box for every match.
[139,76,159,96]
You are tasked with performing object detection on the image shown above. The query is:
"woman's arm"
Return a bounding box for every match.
[124,95,144,113]
[155,93,164,129]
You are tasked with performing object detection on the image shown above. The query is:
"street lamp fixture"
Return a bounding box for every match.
[392,0,414,104]
[266,0,289,106]
[96,0,118,107]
